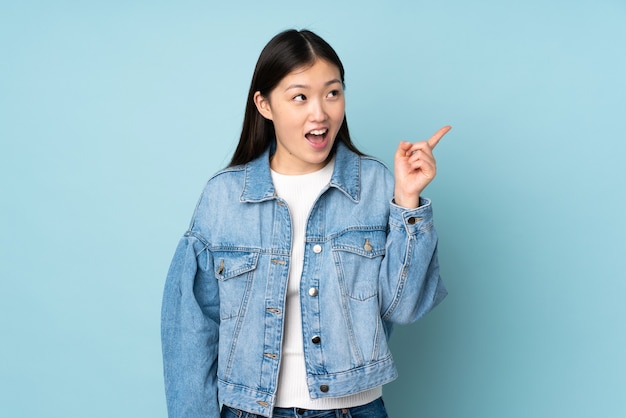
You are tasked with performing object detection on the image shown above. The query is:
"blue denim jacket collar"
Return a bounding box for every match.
[241,141,361,203]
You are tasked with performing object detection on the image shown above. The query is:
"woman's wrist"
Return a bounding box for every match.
[393,190,421,209]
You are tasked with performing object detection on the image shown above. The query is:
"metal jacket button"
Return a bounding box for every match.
[320,384,329,392]
[308,287,319,297]
[407,217,422,225]
[313,244,322,253]
[312,335,321,344]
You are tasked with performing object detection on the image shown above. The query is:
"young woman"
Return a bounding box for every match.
[161,29,450,418]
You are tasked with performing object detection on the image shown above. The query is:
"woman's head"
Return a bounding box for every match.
[229,29,362,168]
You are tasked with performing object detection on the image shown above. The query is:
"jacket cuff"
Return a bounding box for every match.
[389,197,434,234]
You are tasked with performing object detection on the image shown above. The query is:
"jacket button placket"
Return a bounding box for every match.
[260,198,291,393]
[305,242,325,378]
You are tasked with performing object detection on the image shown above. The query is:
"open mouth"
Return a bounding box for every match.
[305,128,328,145]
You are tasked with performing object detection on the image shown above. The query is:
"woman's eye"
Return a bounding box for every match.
[327,90,340,98]
[293,94,306,102]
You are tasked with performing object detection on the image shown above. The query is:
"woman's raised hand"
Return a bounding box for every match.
[393,126,452,208]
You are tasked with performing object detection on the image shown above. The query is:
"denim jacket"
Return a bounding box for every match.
[161,142,447,417]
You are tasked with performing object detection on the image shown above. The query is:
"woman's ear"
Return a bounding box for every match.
[254,91,273,120]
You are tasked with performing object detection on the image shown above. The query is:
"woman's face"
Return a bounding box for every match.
[254,59,345,175]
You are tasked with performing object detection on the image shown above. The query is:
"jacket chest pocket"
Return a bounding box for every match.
[332,229,386,301]
[212,250,259,320]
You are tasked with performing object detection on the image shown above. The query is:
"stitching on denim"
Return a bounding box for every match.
[381,234,414,321]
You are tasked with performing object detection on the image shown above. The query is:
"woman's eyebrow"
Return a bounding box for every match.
[284,79,342,91]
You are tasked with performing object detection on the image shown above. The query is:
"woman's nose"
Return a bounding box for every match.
[309,100,328,122]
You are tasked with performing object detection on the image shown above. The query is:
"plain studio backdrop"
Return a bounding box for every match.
[1,1,624,417]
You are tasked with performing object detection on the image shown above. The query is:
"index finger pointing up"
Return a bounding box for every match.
[427,125,452,149]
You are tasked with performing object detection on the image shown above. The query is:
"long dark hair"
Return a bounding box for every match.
[229,29,363,167]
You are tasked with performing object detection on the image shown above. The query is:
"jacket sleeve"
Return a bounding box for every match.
[379,197,447,324]
[161,232,220,418]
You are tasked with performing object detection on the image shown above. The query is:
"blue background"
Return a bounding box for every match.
[1,1,625,417]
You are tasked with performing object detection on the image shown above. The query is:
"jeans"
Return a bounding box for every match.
[221,398,388,418]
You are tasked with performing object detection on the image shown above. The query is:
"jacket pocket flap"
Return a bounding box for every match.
[332,229,386,258]
[212,250,259,280]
